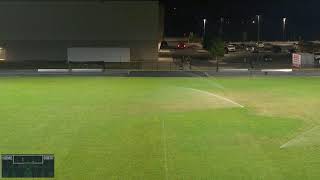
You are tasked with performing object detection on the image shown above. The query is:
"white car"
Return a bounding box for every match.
[314,52,320,63]
[256,42,265,48]
[225,44,236,53]
[246,46,258,53]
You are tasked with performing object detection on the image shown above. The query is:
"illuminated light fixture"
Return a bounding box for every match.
[203,18,207,38]
[282,17,287,40]
[283,17,287,24]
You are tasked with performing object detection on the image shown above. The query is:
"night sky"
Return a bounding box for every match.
[2,0,319,40]
[162,0,320,41]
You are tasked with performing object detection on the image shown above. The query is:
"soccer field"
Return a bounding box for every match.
[0,76,320,179]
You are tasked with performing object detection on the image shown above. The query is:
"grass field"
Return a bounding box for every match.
[0,76,320,179]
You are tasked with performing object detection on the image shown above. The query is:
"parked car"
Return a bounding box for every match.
[315,52,320,58]
[256,42,265,48]
[250,47,259,53]
[177,42,187,49]
[225,44,236,53]
[246,46,253,52]
[160,41,169,49]
[314,52,320,65]
[245,46,259,53]
[263,55,272,62]
[252,48,259,53]
[235,43,246,50]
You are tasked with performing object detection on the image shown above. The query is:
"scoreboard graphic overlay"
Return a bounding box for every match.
[2,154,54,178]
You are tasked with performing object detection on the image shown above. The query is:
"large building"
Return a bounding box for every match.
[0,0,162,62]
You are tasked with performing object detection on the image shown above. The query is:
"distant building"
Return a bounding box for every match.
[0,0,162,62]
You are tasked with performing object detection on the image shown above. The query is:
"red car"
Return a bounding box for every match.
[177,42,187,49]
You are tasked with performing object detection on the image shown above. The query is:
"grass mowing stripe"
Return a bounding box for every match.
[162,119,169,180]
[0,77,319,179]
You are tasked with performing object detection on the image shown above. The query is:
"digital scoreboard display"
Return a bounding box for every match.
[2,154,54,178]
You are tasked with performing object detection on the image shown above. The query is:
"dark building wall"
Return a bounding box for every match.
[4,40,158,61]
[0,1,160,61]
[159,2,165,41]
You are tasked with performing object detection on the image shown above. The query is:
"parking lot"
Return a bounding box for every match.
[223,51,292,68]
[159,40,294,70]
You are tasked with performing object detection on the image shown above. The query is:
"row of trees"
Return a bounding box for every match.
[203,35,225,60]
[187,32,225,61]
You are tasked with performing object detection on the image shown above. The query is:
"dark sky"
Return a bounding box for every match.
[162,0,320,40]
[2,0,318,40]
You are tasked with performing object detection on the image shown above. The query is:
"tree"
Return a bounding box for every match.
[203,36,225,71]
[207,37,225,58]
[188,32,201,43]
[188,32,194,43]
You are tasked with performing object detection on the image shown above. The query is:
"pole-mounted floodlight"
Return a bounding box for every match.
[283,17,287,24]
[256,15,261,42]
[203,19,207,39]
[283,17,287,41]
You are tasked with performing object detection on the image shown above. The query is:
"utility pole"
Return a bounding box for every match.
[283,17,287,41]
[203,19,207,39]
[219,17,224,36]
[256,15,261,42]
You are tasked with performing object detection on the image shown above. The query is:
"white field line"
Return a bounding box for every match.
[71,69,103,73]
[188,66,225,90]
[162,119,169,180]
[38,69,69,73]
[220,69,249,72]
[261,69,293,72]
[185,88,244,108]
[280,126,319,149]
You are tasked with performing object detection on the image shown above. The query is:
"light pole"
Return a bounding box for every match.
[203,18,207,39]
[282,17,287,41]
[256,15,261,42]
[219,17,224,36]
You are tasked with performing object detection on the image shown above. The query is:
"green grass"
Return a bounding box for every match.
[0,76,320,179]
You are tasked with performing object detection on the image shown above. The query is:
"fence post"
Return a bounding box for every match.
[103,62,106,72]
[216,57,219,72]
[67,60,71,73]
[157,61,159,71]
